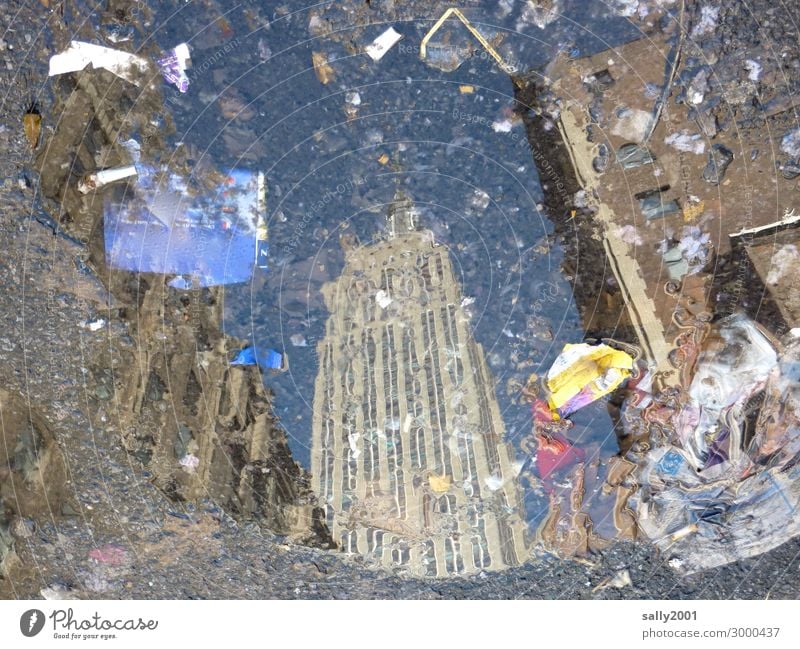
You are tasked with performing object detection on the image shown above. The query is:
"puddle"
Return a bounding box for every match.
[25,0,800,582]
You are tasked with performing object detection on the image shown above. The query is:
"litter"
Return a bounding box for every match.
[545,343,634,417]
[744,59,762,82]
[592,568,632,592]
[518,0,562,30]
[691,5,719,37]
[535,432,585,479]
[640,195,680,220]
[781,127,800,158]
[88,544,129,567]
[77,165,137,194]
[23,101,41,149]
[428,474,451,493]
[179,454,200,471]
[311,51,335,84]
[365,27,402,62]
[616,143,656,169]
[625,316,800,573]
[82,318,106,332]
[420,7,516,77]
[157,43,191,93]
[255,172,269,270]
[168,276,193,290]
[675,226,711,274]
[290,334,308,347]
[48,41,149,85]
[702,143,734,185]
[765,244,798,286]
[664,129,705,155]
[662,245,689,280]
[104,167,263,287]
[492,118,514,133]
[611,108,653,143]
[375,289,392,309]
[231,346,284,370]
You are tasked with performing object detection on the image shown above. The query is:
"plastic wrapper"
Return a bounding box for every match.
[545,343,634,417]
[626,317,800,573]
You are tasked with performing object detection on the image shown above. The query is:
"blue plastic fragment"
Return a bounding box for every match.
[231,346,283,369]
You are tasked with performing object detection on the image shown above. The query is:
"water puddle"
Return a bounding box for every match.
[25,0,800,582]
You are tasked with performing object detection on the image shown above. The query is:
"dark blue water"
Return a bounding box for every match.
[136,0,644,537]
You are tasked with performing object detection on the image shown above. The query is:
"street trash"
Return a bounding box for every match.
[231,346,285,370]
[744,59,762,82]
[365,27,402,62]
[781,127,800,157]
[662,226,711,279]
[88,544,129,567]
[420,7,515,76]
[676,226,711,274]
[616,143,656,169]
[492,118,514,133]
[535,431,585,479]
[691,5,719,37]
[311,51,335,85]
[375,289,392,309]
[77,165,138,194]
[48,41,149,85]
[545,343,634,417]
[168,276,193,290]
[157,43,191,93]
[428,474,451,493]
[611,108,653,143]
[765,244,798,286]
[518,0,561,30]
[640,195,680,220]
[23,101,41,149]
[593,568,632,592]
[662,245,688,280]
[664,129,705,155]
[702,143,734,185]
[179,453,200,471]
[289,334,308,347]
[624,315,800,573]
[81,318,106,332]
[104,167,263,287]
[255,172,269,270]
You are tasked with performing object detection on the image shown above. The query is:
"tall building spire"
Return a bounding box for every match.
[312,196,528,577]
[385,190,419,238]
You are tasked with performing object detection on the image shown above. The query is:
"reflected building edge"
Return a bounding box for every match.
[311,193,528,576]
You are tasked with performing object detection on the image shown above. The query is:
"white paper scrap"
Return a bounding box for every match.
[365,27,403,61]
[49,41,150,85]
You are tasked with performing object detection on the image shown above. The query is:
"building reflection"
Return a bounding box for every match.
[311,193,528,576]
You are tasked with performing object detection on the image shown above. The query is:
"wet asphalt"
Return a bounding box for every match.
[1,0,799,599]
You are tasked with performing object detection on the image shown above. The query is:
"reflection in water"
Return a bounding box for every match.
[312,193,528,576]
